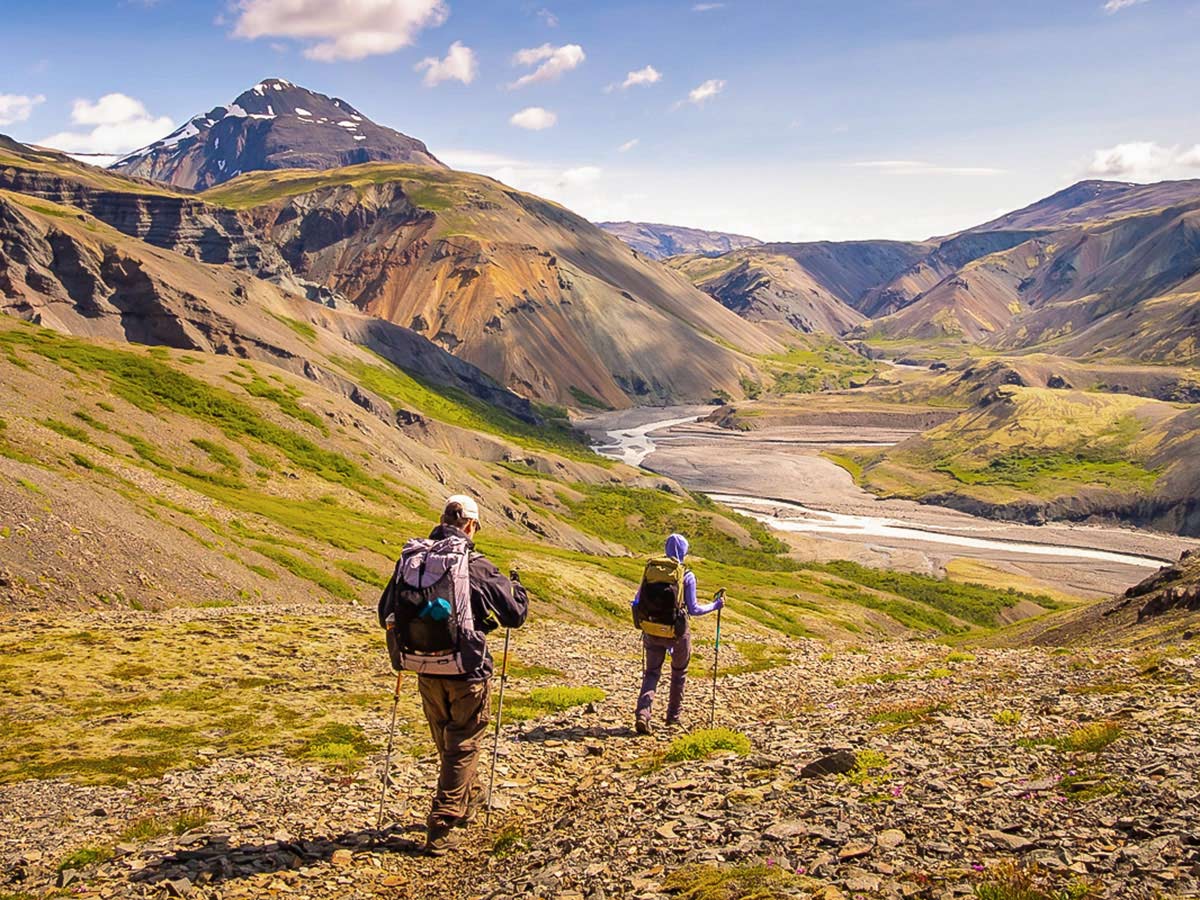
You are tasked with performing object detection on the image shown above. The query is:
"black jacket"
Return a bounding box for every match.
[426,524,528,681]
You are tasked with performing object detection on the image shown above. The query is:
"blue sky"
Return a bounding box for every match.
[3,0,1198,240]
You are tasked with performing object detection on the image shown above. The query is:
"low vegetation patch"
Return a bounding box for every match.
[119,808,211,842]
[807,561,1058,628]
[663,864,814,900]
[57,846,113,872]
[503,686,606,722]
[663,728,751,763]
[994,709,1023,727]
[1057,770,1124,803]
[335,354,593,460]
[868,700,943,729]
[1019,721,1123,754]
[296,723,375,771]
[491,825,527,858]
[974,861,1099,900]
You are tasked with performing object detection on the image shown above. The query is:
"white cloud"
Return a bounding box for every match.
[849,160,1006,176]
[616,65,661,91]
[0,93,45,126]
[233,0,448,62]
[537,8,558,27]
[562,165,602,185]
[415,40,477,86]
[437,147,613,214]
[1103,0,1148,12]
[681,78,725,106]
[692,3,725,10]
[1087,141,1176,176]
[1178,145,1200,168]
[509,43,585,89]
[39,92,173,157]
[509,106,557,131]
[618,138,639,153]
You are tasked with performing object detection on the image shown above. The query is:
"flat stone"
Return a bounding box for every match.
[764,820,808,841]
[838,841,874,861]
[985,830,1035,852]
[877,829,906,850]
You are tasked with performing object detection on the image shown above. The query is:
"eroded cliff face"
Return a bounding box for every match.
[0,193,539,424]
[0,168,289,279]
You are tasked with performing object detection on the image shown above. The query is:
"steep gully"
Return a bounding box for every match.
[585,410,1200,596]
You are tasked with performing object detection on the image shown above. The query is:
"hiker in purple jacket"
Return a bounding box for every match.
[631,533,723,734]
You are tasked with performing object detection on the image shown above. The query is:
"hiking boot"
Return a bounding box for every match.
[666,716,685,730]
[425,823,462,857]
[463,786,489,824]
[635,718,652,736]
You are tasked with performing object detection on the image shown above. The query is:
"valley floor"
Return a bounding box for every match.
[581,410,1200,599]
[2,609,1198,899]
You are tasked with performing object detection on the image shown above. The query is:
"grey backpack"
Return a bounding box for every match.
[378,534,474,675]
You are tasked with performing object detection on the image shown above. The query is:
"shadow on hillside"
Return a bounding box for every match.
[129,824,426,887]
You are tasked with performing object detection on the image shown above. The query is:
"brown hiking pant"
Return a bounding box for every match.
[418,675,490,828]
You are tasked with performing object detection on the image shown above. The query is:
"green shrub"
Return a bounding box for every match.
[994,709,1023,726]
[190,438,241,472]
[57,845,113,872]
[43,418,90,443]
[492,826,526,858]
[253,546,357,601]
[664,728,751,762]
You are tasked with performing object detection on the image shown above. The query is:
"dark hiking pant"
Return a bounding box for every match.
[636,630,691,724]
[418,675,490,828]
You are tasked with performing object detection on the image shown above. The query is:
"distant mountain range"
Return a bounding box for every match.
[111,79,442,190]
[671,179,1200,365]
[595,222,761,260]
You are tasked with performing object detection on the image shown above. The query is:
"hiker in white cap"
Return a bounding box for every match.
[383,494,527,855]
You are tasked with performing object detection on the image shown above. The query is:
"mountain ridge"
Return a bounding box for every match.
[110,78,443,190]
[596,221,762,260]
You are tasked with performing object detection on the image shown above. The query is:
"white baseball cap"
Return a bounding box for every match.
[445,494,481,524]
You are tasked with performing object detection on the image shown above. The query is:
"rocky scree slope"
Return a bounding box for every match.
[110,79,443,190]
[596,221,762,260]
[2,616,1197,899]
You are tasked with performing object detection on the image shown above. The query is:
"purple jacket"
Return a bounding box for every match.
[632,533,721,617]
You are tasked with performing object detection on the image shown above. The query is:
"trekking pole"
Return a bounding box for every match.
[709,598,723,729]
[485,628,512,827]
[376,671,404,832]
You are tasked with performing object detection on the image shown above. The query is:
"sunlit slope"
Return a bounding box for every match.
[857,199,1200,361]
[203,163,782,407]
[857,386,1200,533]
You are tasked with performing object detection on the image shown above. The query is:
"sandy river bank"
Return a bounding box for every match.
[580,407,1200,598]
